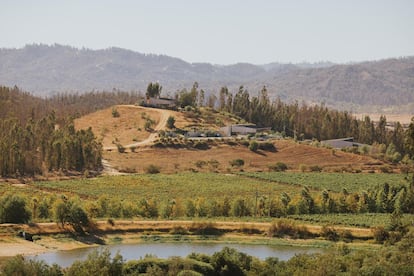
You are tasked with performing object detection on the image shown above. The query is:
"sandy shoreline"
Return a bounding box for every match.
[0,220,373,258]
[0,238,49,257]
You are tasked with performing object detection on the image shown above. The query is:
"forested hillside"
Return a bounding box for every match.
[0,86,141,124]
[180,84,414,159]
[1,84,414,178]
[266,57,414,108]
[1,44,413,111]
[0,86,141,177]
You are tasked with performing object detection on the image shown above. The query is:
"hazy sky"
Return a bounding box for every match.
[1,0,413,64]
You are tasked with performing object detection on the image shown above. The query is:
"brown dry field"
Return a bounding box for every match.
[74,105,169,148]
[74,105,234,149]
[104,140,381,174]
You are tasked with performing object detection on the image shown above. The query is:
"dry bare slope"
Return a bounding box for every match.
[75,105,181,149]
[103,139,381,174]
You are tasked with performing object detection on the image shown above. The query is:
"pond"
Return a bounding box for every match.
[28,242,325,268]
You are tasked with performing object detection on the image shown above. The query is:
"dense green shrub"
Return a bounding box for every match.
[232,198,251,217]
[229,159,245,167]
[320,225,339,241]
[111,107,120,118]
[0,194,31,223]
[309,165,322,172]
[372,226,389,244]
[1,255,62,276]
[116,143,126,153]
[248,141,259,152]
[195,160,207,168]
[194,141,209,150]
[268,162,288,172]
[167,116,176,129]
[268,219,311,239]
[211,247,253,275]
[258,142,276,152]
[65,249,123,276]
[145,164,160,174]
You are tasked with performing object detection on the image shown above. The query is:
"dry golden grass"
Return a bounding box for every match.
[74,105,234,149]
[104,140,379,174]
[74,105,169,148]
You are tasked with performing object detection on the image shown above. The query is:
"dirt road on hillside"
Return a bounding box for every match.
[124,106,172,148]
[103,106,172,151]
[100,106,173,174]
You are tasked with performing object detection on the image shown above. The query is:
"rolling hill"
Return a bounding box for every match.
[1,44,413,112]
[74,105,383,175]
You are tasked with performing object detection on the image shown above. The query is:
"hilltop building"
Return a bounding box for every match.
[143,96,176,109]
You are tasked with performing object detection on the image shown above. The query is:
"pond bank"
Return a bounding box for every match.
[0,219,375,258]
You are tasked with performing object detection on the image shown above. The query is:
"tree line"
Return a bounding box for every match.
[0,85,141,124]
[171,82,414,160]
[2,175,412,226]
[0,112,102,177]
[1,85,143,177]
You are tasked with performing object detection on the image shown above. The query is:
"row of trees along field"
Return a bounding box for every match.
[174,82,414,159]
[2,175,413,226]
[0,113,102,177]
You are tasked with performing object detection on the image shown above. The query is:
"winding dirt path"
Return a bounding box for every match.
[124,107,172,148]
[100,106,173,175]
[102,106,172,151]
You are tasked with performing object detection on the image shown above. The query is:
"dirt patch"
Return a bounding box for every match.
[75,105,165,148]
[0,237,49,257]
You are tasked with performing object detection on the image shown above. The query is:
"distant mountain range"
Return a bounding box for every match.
[1,44,413,112]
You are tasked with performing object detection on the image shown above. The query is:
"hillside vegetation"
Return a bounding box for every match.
[0,86,139,177]
[2,85,414,178]
[1,44,414,111]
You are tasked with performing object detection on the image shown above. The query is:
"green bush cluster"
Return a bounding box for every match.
[0,193,31,223]
[268,162,288,172]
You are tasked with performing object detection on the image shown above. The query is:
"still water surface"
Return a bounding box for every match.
[29,242,324,268]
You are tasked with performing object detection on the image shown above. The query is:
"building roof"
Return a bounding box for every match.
[321,137,367,149]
